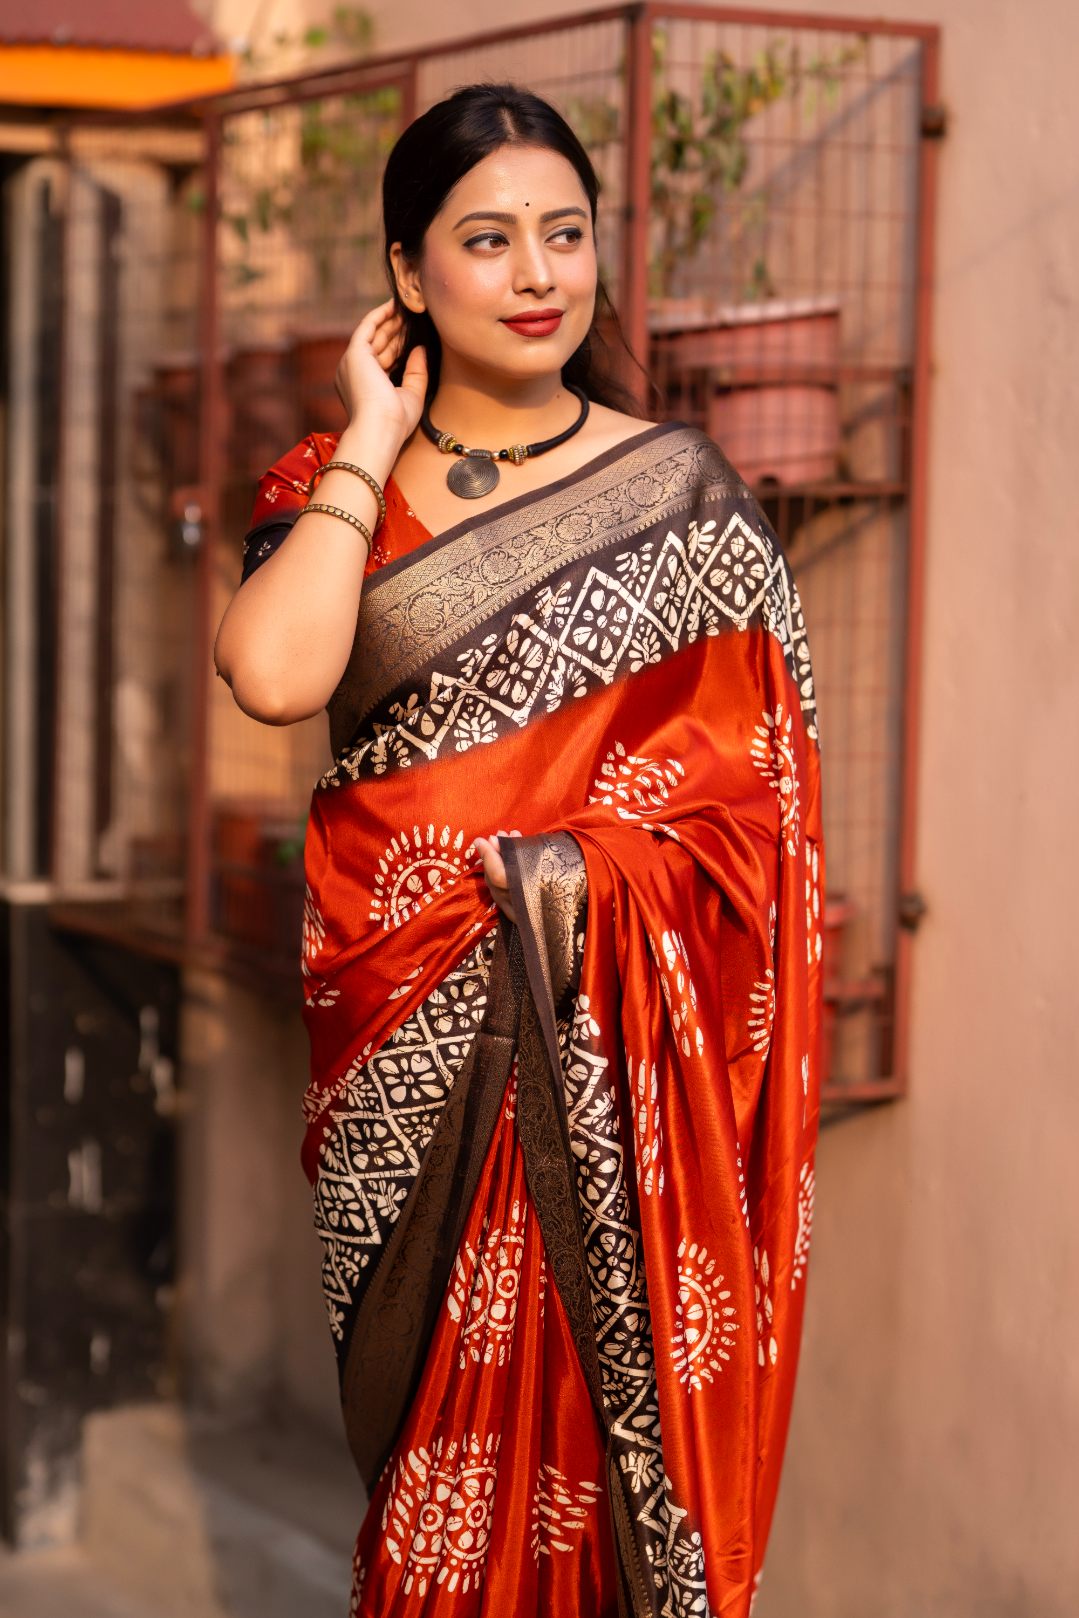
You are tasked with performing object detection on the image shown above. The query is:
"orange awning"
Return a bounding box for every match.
[0,44,234,108]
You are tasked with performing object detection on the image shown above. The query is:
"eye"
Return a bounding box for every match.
[463,226,586,250]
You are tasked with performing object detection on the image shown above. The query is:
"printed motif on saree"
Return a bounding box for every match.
[245,420,825,1617]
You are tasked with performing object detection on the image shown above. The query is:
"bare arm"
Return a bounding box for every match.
[213,418,399,723]
[213,301,427,724]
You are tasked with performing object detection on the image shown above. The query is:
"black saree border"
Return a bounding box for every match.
[503,833,655,1618]
[326,421,750,751]
[374,418,684,589]
[339,914,523,1494]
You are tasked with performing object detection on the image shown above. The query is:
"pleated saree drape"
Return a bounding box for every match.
[245,419,826,1617]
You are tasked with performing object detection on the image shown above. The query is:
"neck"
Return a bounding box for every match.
[426,361,580,446]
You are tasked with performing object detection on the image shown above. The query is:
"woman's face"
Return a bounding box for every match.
[390,143,598,384]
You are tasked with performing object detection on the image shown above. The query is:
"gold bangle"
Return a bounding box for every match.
[295,501,372,556]
[307,461,387,530]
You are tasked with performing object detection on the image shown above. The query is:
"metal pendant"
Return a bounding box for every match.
[447,451,500,499]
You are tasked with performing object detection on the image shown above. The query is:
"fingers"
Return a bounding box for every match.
[350,297,397,349]
[472,835,518,925]
[475,830,522,851]
[398,345,428,401]
[474,830,520,852]
[358,302,410,376]
[370,310,405,360]
[474,835,507,881]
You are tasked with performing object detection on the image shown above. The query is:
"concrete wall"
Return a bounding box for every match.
[179,968,342,1434]
[192,2,1079,1611]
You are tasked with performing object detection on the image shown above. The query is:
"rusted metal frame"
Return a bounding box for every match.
[665,361,904,386]
[646,2,939,40]
[823,1079,904,1105]
[759,479,906,502]
[622,3,654,410]
[206,62,416,118]
[93,184,122,872]
[829,16,854,1049]
[872,42,906,1095]
[821,1080,904,1115]
[184,111,222,948]
[889,27,940,1098]
[45,130,72,882]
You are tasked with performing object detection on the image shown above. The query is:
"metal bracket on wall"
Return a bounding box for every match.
[898,890,928,930]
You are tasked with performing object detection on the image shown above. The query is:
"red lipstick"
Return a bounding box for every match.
[501,308,564,337]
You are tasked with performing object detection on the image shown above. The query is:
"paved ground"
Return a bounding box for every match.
[0,1401,365,1618]
[0,1545,149,1618]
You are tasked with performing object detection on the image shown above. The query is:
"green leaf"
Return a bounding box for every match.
[231,262,265,288]
[253,187,277,232]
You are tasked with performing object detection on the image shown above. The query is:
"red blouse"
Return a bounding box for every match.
[240,430,433,583]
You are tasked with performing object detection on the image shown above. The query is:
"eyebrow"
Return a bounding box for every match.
[453,206,589,228]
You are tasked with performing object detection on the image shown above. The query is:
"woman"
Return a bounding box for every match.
[214,82,825,1618]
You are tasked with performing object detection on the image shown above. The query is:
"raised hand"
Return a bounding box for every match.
[334,297,428,440]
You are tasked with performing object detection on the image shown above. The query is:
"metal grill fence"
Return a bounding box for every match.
[13,3,940,1102]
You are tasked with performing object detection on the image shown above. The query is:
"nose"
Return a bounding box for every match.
[511,231,556,297]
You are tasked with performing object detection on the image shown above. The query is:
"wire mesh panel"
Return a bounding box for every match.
[33,5,937,1092]
[400,10,933,1095]
[639,13,929,1095]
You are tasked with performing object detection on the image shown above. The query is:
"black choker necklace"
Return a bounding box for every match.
[419,384,590,499]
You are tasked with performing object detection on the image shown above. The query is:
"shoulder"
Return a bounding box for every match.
[584,404,727,474]
[258,428,342,488]
[583,403,749,500]
[582,401,661,449]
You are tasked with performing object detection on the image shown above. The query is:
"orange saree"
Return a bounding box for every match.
[242,420,826,1617]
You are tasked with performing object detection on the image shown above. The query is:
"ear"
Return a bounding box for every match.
[389,242,425,314]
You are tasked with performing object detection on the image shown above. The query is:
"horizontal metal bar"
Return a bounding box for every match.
[658,363,909,387]
[821,1080,905,1105]
[644,2,940,41]
[753,480,907,501]
[188,64,415,119]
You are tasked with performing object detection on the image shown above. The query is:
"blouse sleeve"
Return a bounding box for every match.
[239,431,340,584]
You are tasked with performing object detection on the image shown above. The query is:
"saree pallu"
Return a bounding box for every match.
[295,420,825,1618]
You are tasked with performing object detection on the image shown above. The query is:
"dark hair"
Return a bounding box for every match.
[381,81,655,415]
